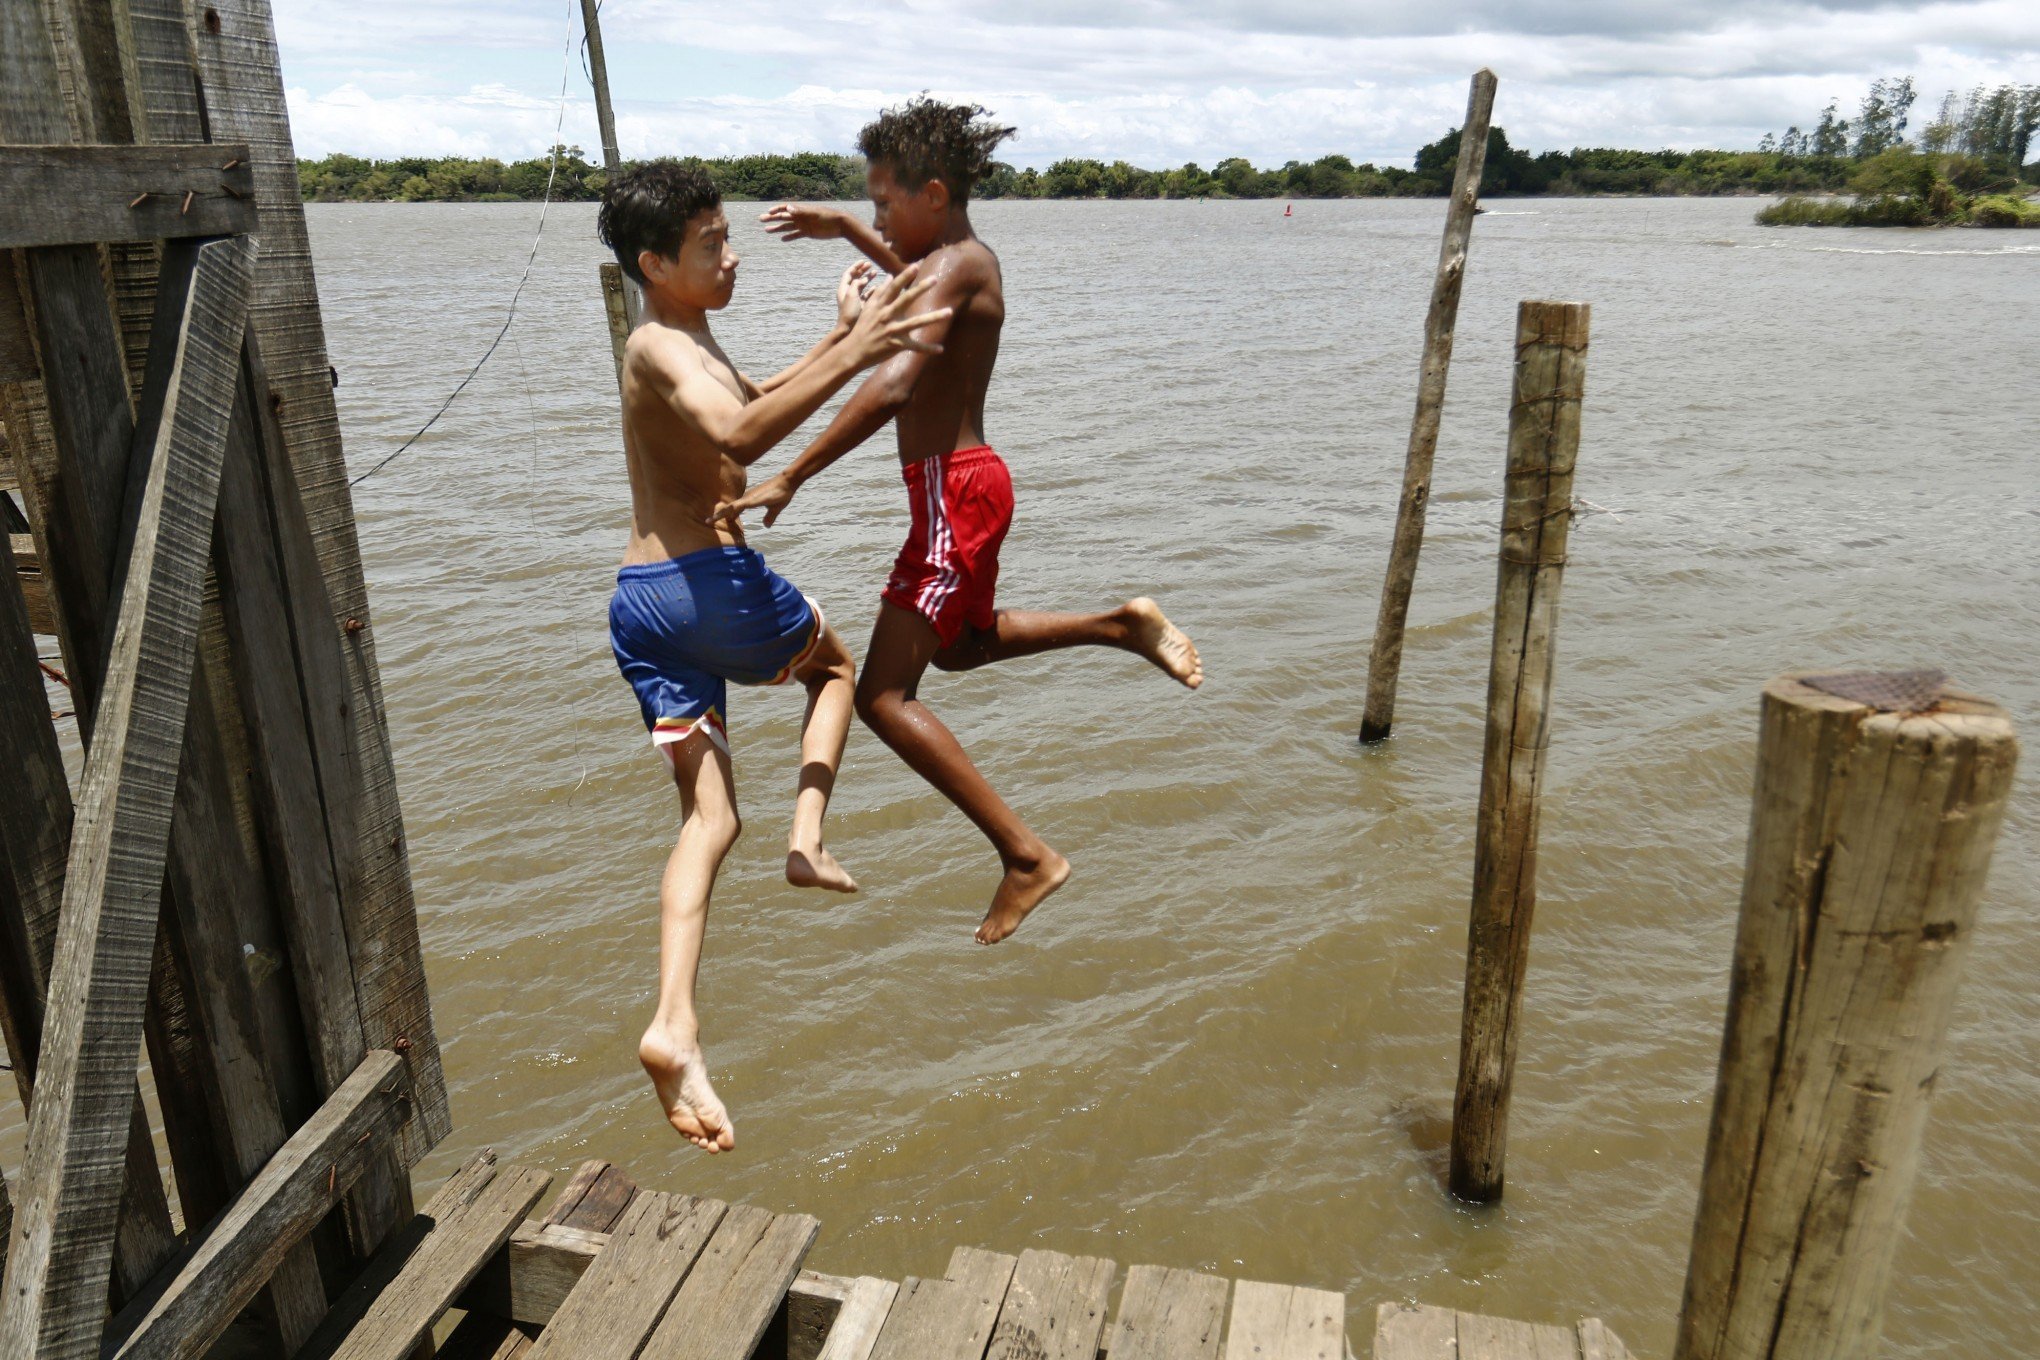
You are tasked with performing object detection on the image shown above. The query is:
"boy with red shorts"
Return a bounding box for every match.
[715,99,1202,945]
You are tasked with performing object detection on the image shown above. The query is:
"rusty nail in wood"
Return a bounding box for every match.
[327,1164,336,1195]
[393,1036,413,1054]
[269,389,284,412]
[221,157,242,171]
[180,189,195,215]
[356,1130,373,1146]
[129,192,149,209]
[344,616,364,633]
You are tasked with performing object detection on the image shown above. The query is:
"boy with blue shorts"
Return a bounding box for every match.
[599,161,947,1152]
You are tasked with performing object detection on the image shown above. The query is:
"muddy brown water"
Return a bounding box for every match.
[7,198,2036,1355]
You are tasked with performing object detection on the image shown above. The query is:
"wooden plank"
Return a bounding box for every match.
[1107,1266,1229,1360]
[459,1220,865,1335]
[537,1158,639,1234]
[1574,1319,1628,1360]
[299,1153,554,1360]
[868,1248,1016,1360]
[1223,1282,1342,1360]
[214,324,410,1258]
[1456,1311,1576,1360]
[0,144,256,250]
[1,1163,11,1276]
[102,1050,415,1360]
[0,232,251,1360]
[0,529,183,1306]
[988,1249,1112,1360]
[526,1193,725,1359]
[812,1278,898,1360]
[187,0,451,1167]
[1372,1303,1458,1360]
[640,1206,821,1360]
[0,254,34,383]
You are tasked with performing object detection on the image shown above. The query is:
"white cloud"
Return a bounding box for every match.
[276,0,2040,165]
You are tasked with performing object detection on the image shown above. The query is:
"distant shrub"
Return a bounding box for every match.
[1756,196,1852,225]
[1847,193,1934,226]
[1965,194,2040,227]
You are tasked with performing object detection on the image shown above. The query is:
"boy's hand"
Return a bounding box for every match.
[844,263,951,368]
[761,203,848,241]
[710,472,797,530]
[835,261,876,330]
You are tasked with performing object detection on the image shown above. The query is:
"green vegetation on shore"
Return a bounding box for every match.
[1754,79,2040,228]
[297,77,2039,211]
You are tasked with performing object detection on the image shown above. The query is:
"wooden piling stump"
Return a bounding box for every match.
[1359,68,1497,744]
[1673,673,2018,1360]
[1448,299,1589,1203]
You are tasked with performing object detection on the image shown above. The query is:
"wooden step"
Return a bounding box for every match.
[1373,1303,1633,1360]
[1225,1280,1345,1360]
[297,1151,552,1360]
[989,1248,1114,1360]
[638,1203,821,1360]
[1109,1265,1230,1360]
[869,1246,1018,1360]
[527,1193,725,1359]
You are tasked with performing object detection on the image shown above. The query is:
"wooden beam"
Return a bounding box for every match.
[102,1050,414,1360]
[1,254,35,383]
[1360,68,1498,744]
[187,0,452,1169]
[1674,676,2018,1360]
[0,144,256,250]
[1449,299,1590,1203]
[0,232,251,1360]
[0,521,181,1304]
[298,1154,554,1360]
[460,1221,863,1338]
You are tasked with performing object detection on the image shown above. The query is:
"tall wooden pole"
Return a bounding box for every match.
[1674,673,2018,1360]
[1360,69,1497,744]
[1447,299,1588,1204]
[579,0,641,341]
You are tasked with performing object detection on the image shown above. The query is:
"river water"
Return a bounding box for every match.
[11,197,2035,1355]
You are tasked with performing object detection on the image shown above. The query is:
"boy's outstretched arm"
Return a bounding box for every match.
[760,204,906,274]
[647,268,946,466]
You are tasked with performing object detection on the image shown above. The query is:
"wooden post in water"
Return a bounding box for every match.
[582,0,641,360]
[1447,299,1588,1204]
[1359,68,1497,744]
[1674,673,2018,1360]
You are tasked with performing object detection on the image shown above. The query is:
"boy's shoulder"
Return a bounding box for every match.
[924,236,999,284]
[624,317,710,382]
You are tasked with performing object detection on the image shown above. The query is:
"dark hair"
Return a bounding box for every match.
[597,159,722,285]
[856,97,1015,203]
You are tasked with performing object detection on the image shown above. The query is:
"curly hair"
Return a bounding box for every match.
[856,97,1016,203]
[597,159,722,285]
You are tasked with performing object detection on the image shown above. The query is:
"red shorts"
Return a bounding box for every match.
[882,445,1014,646]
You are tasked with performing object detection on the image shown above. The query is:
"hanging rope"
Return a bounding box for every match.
[347,0,580,489]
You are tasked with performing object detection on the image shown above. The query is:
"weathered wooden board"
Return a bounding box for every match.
[868,1247,1017,1360]
[1573,1318,1630,1360]
[639,1205,821,1360]
[1108,1265,1230,1360]
[987,1249,1113,1360]
[102,1050,415,1360]
[0,254,34,383]
[543,1159,641,1232]
[527,1193,726,1359]
[0,143,256,249]
[187,0,451,1166]
[437,1314,537,1360]
[298,1152,553,1360]
[811,1277,899,1360]
[1222,1280,1343,1360]
[1372,1303,1460,1360]
[1456,1311,1578,1360]
[0,234,252,1360]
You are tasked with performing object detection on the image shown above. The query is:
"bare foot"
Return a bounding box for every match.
[786,845,858,893]
[1124,597,1203,689]
[977,849,1071,945]
[638,1025,735,1153]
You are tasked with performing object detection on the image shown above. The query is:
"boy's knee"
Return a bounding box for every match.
[692,804,742,850]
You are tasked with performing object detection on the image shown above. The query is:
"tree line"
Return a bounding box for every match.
[296,78,2039,206]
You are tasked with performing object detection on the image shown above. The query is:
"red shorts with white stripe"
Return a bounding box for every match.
[882,445,1014,646]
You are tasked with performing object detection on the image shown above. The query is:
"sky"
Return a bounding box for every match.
[275,1,2040,168]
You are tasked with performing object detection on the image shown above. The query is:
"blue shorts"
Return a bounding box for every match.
[609,546,824,758]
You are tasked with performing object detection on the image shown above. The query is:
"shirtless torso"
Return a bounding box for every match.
[618,323,757,564]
